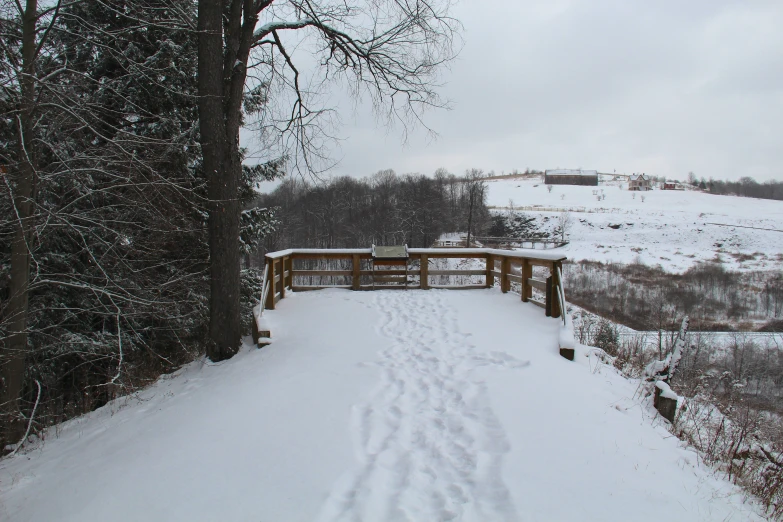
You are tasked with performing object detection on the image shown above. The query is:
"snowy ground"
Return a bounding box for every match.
[486,177,783,272]
[0,289,766,521]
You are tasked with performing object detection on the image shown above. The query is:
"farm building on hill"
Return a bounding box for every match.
[629,173,652,191]
[544,169,598,186]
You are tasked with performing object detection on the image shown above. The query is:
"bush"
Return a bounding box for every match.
[593,319,619,356]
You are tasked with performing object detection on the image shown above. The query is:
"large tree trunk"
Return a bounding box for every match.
[193,0,455,361]
[198,0,241,361]
[2,0,38,444]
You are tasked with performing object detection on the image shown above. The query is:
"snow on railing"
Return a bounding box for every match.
[555,266,575,360]
[265,247,568,261]
[258,264,269,314]
[251,264,271,345]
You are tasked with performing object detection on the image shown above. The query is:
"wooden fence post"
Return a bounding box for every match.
[545,275,552,317]
[279,258,286,300]
[266,257,276,310]
[352,254,361,290]
[520,259,530,301]
[285,257,293,289]
[420,254,429,289]
[485,254,493,288]
[551,262,561,319]
[654,384,677,423]
[501,256,510,293]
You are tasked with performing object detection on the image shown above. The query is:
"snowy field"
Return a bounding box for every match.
[0,289,765,521]
[486,177,783,272]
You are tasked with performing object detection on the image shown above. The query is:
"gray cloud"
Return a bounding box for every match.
[252,0,783,182]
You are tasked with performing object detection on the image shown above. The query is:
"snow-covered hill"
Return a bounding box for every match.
[486,178,783,272]
[0,290,766,521]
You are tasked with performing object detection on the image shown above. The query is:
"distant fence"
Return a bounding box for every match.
[432,239,468,247]
[432,237,567,250]
[488,205,625,214]
[617,331,783,340]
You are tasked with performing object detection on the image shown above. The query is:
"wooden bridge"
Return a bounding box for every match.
[472,236,569,249]
[432,237,568,249]
[254,248,575,360]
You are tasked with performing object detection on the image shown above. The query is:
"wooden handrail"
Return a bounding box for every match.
[262,248,565,315]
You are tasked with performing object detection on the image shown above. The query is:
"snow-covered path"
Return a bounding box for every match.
[318,291,527,521]
[0,290,766,521]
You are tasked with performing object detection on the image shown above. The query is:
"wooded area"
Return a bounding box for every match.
[567,260,783,332]
[702,177,783,201]
[669,173,783,201]
[249,169,491,265]
[0,0,459,449]
[1,0,214,449]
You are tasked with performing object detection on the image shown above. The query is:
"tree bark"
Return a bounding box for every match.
[2,0,38,444]
[198,0,241,360]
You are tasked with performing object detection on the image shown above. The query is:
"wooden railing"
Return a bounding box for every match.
[262,248,564,311]
[257,247,574,359]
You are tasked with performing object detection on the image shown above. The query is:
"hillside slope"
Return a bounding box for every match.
[0,289,765,521]
[486,178,783,272]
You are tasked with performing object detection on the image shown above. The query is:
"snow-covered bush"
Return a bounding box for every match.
[675,397,783,519]
[644,316,689,383]
[593,318,620,356]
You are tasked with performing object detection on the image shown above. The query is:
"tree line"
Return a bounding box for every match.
[671,173,783,201]
[566,260,783,333]
[703,177,783,201]
[0,0,458,449]
[249,168,490,265]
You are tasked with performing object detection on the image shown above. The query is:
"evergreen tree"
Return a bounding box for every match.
[1,0,280,447]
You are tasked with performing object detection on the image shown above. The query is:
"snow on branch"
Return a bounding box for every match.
[644,316,689,383]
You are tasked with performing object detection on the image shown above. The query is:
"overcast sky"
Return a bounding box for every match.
[251,0,783,182]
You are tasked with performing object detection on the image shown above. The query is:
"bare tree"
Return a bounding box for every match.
[260,169,485,257]
[197,0,460,360]
[464,168,485,248]
[556,212,572,242]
